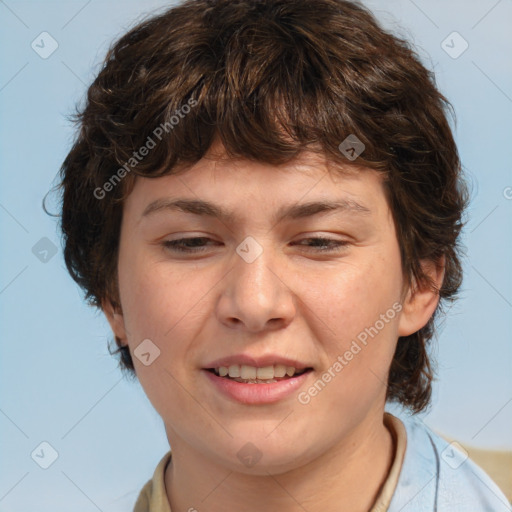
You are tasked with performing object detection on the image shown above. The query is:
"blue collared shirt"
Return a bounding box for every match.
[388,414,511,511]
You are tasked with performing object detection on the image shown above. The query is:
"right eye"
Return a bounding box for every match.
[162,237,221,253]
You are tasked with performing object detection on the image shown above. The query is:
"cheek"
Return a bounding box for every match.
[301,254,402,341]
[297,251,402,392]
[119,251,198,338]
[118,259,209,417]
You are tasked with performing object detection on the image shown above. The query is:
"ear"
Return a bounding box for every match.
[102,298,128,346]
[398,256,445,337]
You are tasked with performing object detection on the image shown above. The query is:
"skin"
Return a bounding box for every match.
[104,141,443,512]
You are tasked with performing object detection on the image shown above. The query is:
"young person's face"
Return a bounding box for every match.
[106,142,438,473]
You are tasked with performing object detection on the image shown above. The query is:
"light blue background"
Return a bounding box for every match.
[1,0,511,510]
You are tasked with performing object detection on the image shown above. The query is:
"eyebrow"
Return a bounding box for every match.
[141,197,371,224]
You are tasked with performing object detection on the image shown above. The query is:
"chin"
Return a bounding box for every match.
[211,437,316,476]
[228,454,306,476]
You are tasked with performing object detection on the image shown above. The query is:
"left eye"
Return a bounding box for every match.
[291,237,348,252]
[162,236,347,253]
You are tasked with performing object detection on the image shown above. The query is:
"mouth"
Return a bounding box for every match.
[205,364,314,384]
[202,364,314,404]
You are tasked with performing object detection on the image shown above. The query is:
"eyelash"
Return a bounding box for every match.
[162,237,348,253]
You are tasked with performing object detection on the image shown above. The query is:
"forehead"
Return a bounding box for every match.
[122,143,388,224]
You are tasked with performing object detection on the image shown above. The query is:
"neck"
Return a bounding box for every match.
[165,410,394,512]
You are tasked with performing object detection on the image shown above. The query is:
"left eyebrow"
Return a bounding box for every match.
[140,197,372,224]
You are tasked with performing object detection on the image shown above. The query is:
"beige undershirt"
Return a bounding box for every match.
[133,412,407,512]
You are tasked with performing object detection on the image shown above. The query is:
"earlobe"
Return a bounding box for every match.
[398,256,445,337]
[101,298,128,345]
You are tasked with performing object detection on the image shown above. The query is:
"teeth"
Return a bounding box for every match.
[214,364,306,380]
[241,365,257,379]
[274,364,287,377]
[256,366,274,380]
[228,364,240,377]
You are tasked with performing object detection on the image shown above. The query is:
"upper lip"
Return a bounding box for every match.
[204,354,312,370]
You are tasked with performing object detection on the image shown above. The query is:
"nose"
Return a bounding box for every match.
[215,241,297,332]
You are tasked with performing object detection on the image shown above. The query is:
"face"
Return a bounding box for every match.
[106,143,438,474]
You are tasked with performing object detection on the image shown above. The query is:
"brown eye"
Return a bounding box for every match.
[163,237,220,253]
[292,237,348,252]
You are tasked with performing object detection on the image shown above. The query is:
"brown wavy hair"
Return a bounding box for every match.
[57,0,467,413]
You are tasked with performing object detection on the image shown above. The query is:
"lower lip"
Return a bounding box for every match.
[202,369,313,404]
